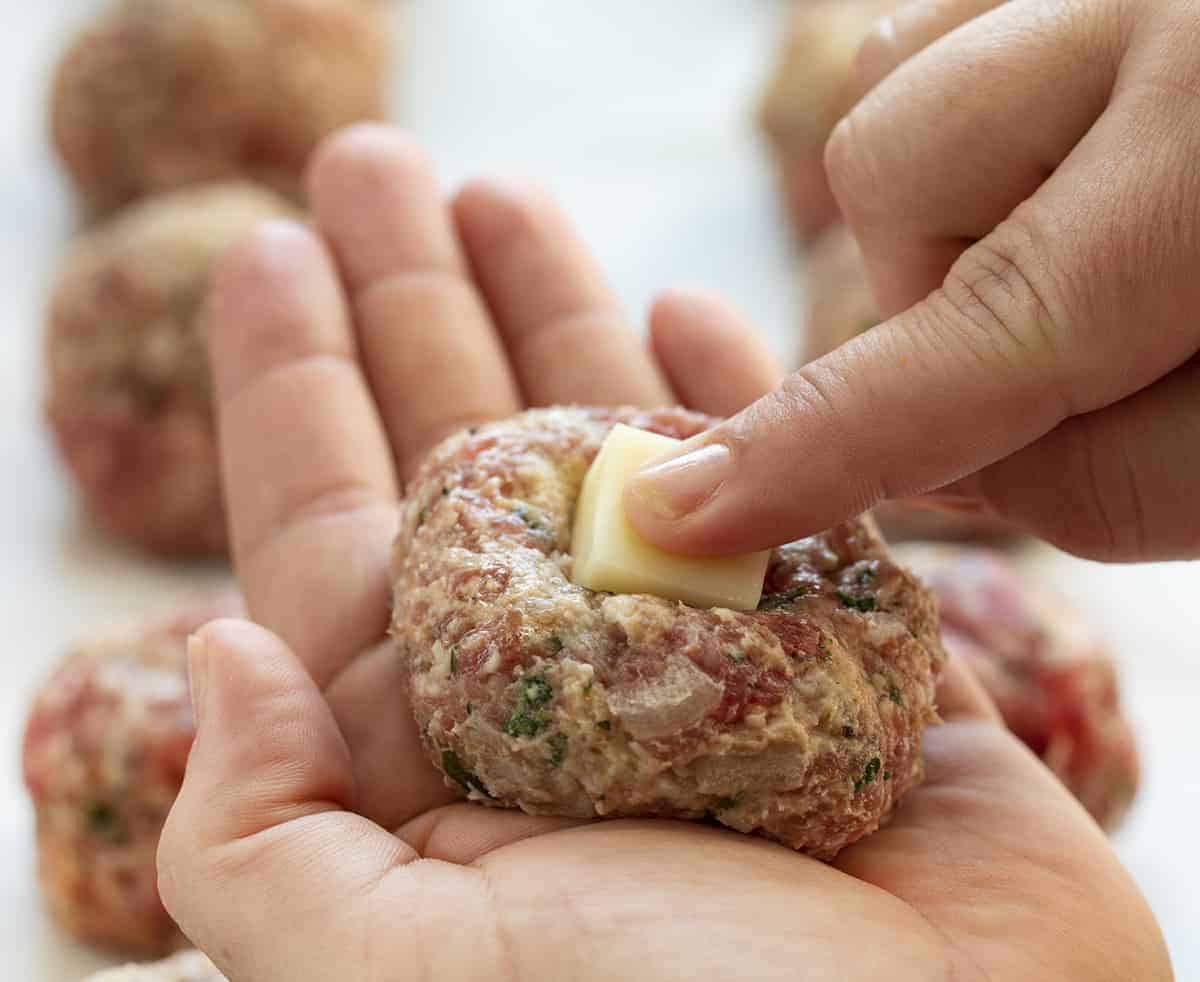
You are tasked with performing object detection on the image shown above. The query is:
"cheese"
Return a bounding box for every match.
[570,424,770,610]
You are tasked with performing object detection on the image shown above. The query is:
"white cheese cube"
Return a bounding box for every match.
[570,424,770,611]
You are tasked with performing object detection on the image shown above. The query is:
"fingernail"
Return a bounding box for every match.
[187,633,209,727]
[626,442,733,521]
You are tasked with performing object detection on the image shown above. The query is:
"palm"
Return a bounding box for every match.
[202,127,1165,981]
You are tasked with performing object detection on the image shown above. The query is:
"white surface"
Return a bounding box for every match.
[1,2,1196,979]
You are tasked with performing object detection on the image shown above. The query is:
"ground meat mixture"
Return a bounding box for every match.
[45,182,293,555]
[803,223,1020,544]
[896,545,1140,830]
[758,0,900,242]
[84,951,225,982]
[393,407,947,860]
[50,0,391,214]
[23,593,239,954]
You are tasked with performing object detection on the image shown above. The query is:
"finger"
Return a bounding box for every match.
[827,0,1120,314]
[158,619,412,979]
[212,219,398,687]
[324,639,458,828]
[453,179,672,407]
[966,354,1200,561]
[157,620,526,981]
[625,37,1200,556]
[854,0,1009,96]
[932,646,1003,725]
[647,286,783,416]
[308,125,522,480]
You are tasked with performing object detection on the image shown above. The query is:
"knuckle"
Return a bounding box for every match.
[938,220,1076,416]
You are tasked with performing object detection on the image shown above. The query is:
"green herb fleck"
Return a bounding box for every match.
[449,646,459,675]
[84,801,124,842]
[515,507,544,531]
[857,567,876,586]
[729,649,747,664]
[597,719,612,731]
[442,749,492,797]
[548,733,568,767]
[466,702,474,716]
[548,634,564,653]
[504,675,554,737]
[854,756,882,793]
[837,591,876,612]
[441,486,449,497]
[842,724,855,738]
[883,771,892,781]
[714,793,743,811]
[886,683,903,706]
[758,586,807,611]
[584,679,594,695]
[417,507,429,528]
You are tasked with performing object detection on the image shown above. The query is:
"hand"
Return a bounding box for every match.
[156,125,1170,980]
[625,0,1200,563]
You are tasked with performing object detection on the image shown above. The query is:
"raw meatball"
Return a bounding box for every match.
[393,407,947,860]
[758,0,899,241]
[23,593,240,954]
[84,951,224,982]
[896,545,1140,830]
[51,0,391,214]
[45,182,293,555]
[804,224,1019,544]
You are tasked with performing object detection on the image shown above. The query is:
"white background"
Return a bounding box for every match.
[1,2,1196,978]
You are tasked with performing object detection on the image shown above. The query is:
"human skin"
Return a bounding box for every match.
[155,125,1172,980]
[626,0,1200,564]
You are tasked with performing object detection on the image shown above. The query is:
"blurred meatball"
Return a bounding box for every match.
[897,545,1140,830]
[51,0,391,213]
[804,224,1020,544]
[758,0,899,241]
[23,594,240,954]
[45,182,293,555]
[84,950,224,982]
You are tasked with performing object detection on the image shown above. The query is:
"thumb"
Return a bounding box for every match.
[157,619,419,981]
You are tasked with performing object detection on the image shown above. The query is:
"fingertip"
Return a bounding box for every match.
[451,176,555,259]
[306,122,429,211]
[307,124,457,290]
[211,218,346,400]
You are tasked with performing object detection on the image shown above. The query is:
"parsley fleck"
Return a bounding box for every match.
[449,646,459,675]
[548,634,564,653]
[84,801,124,842]
[441,486,449,497]
[548,733,568,767]
[504,675,554,737]
[442,749,492,797]
[842,725,855,738]
[466,702,474,716]
[729,649,746,664]
[515,507,543,531]
[854,757,882,793]
[597,719,612,730]
[417,507,429,528]
[886,683,903,706]
[837,591,876,612]
[857,567,876,585]
[758,586,807,611]
[883,770,892,781]
[583,680,593,695]
[715,793,743,811]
